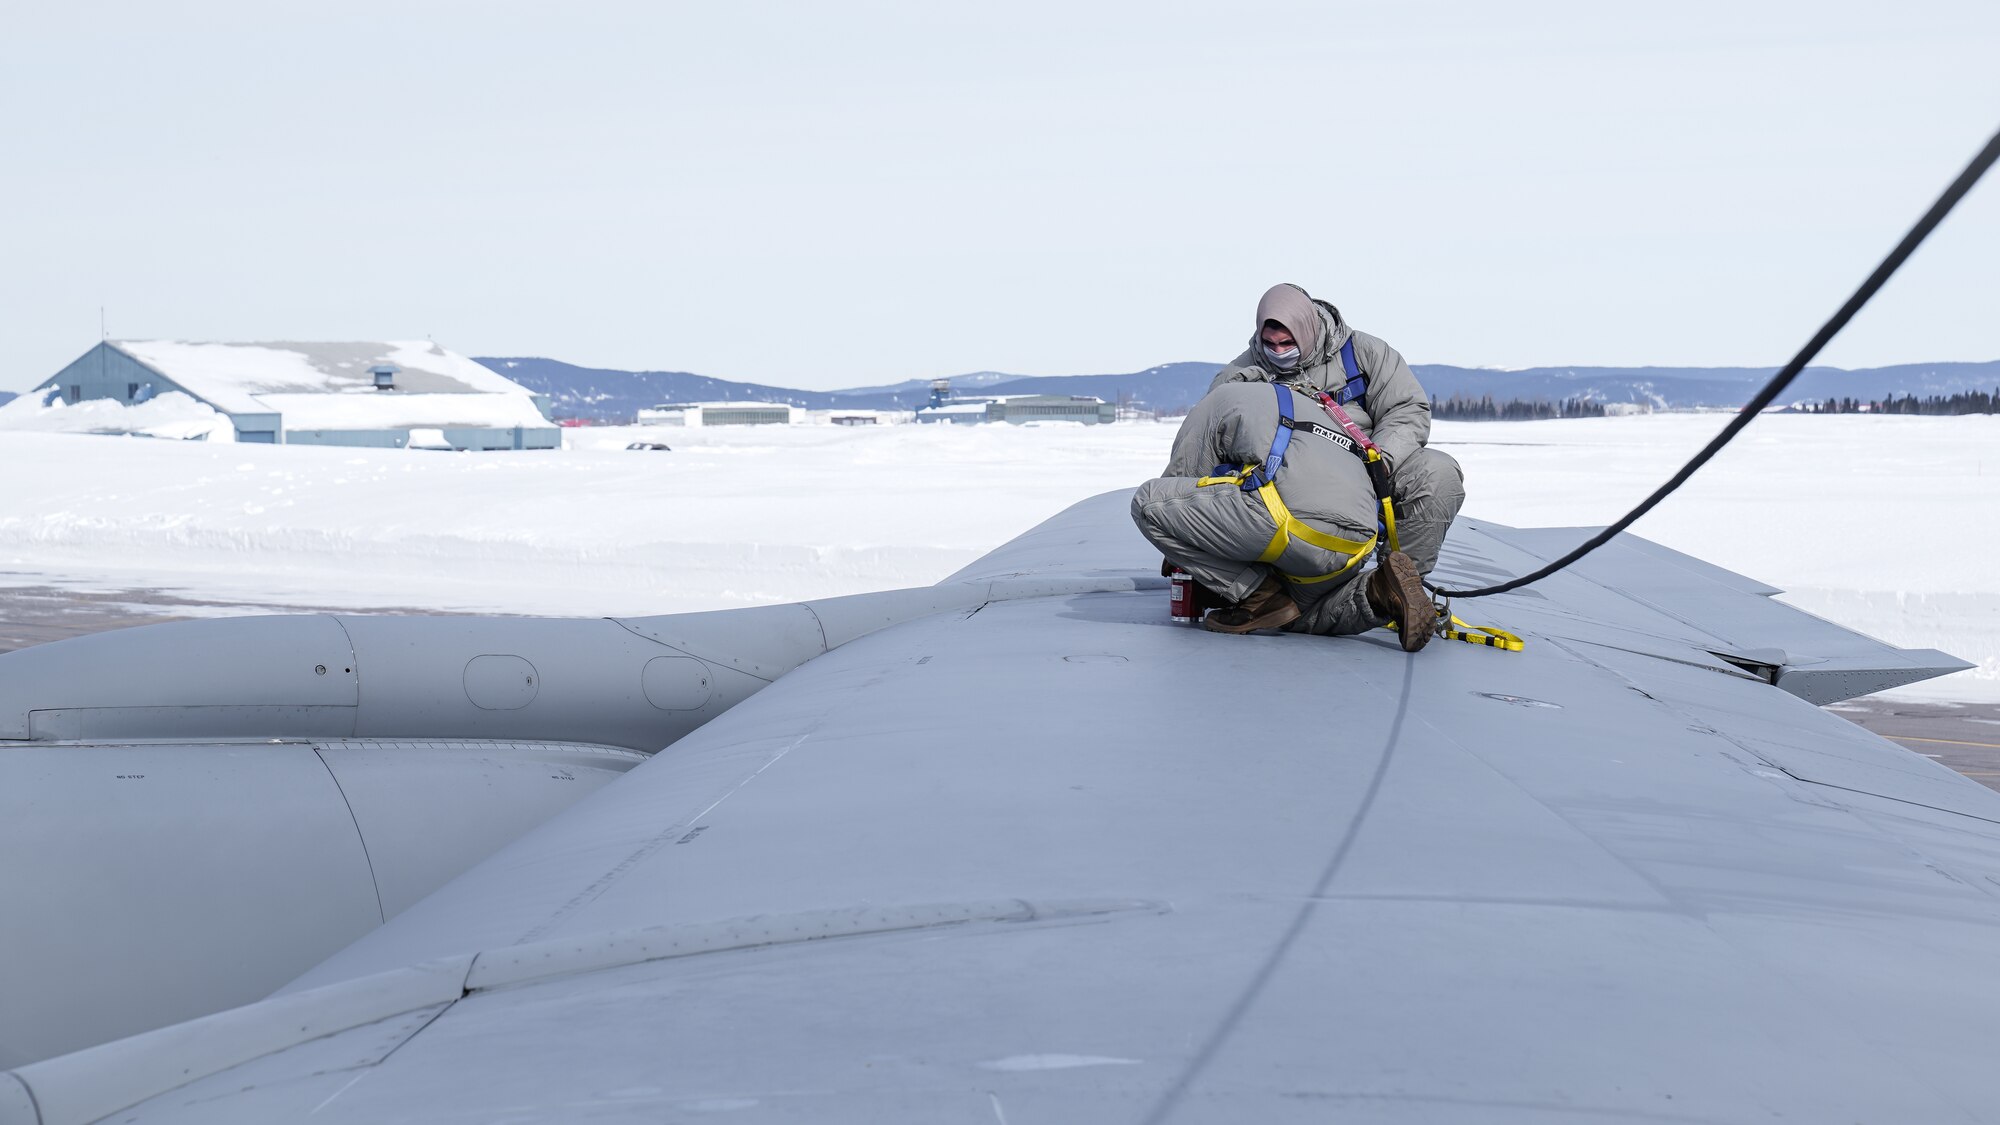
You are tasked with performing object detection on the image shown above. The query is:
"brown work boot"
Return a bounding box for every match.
[1366,550,1436,652]
[1202,574,1300,634]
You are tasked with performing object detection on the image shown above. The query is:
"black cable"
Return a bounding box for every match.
[1429,126,2000,600]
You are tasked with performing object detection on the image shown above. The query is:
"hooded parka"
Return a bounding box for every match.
[1210,286,1432,473]
[1211,283,1465,581]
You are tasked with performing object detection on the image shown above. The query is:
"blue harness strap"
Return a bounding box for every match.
[1332,338,1368,406]
[1240,384,1294,490]
[1210,383,1296,491]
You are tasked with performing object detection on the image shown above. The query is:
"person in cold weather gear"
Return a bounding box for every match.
[1131,283,1463,648]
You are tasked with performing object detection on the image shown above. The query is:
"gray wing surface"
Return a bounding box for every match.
[9,491,1999,1125]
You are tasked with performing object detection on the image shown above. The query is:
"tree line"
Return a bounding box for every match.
[1797,389,1998,415]
[1431,394,1607,421]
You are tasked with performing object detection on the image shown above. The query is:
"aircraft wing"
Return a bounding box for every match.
[8,491,1998,1125]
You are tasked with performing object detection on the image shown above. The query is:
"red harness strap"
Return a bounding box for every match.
[1309,389,1399,556]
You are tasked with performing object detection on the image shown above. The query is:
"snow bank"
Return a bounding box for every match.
[0,390,233,441]
[0,413,1993,702]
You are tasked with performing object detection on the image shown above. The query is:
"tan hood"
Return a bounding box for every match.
[1253,283,1325,361]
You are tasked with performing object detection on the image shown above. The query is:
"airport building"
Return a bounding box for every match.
[914,393,1116,425]
[29,340,559,449]
[635,402,801,426]
[809,409,908,426]
[987,394,1118,424]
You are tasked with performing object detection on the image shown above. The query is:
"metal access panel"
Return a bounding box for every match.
[0,737,642,1069]
[0,615,359,742]
[313,739,645,918]
[0,743,379,1069]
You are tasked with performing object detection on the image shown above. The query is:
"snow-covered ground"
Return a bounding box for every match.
[0,414,1993,701]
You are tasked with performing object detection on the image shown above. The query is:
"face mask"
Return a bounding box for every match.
[1262,343,1301,372]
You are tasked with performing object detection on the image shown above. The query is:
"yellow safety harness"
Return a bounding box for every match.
[1193,383,1380,585]
[1198,381,1522,652]
[1194,466,1379,584]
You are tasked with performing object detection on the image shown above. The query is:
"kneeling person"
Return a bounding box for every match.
[1132,381,1435,646]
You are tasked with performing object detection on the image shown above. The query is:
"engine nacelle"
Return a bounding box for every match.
[0,614,778,752]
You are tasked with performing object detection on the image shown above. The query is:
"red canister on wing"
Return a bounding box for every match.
[1169,568,1197,623]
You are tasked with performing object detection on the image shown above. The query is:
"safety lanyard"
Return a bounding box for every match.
[1310,361,1376,454]
[1314,393,1376,454]
[1304,384,1398,557]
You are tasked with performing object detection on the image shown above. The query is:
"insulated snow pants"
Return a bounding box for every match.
[1131,445,1467,638]
[1383,446,1465,576]
[1131,477,1379,636]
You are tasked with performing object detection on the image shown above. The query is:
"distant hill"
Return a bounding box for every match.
[828,372,1020,397]
[477,356,2000,421]
[475,358,1236,420]
[1412,361,2000,410]
[1777,361,2000,406]
[1001,360,1999,412]
[0,391,13,408]
[956,363,1229,410]
[476,358,919,418]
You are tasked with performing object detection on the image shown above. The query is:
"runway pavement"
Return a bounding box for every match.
[0,581,456,653]
[1827,697,2000,794]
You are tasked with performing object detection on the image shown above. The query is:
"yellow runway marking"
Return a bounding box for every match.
[1887,735,2000,751]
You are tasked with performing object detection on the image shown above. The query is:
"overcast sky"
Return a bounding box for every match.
[2,1,1996,393]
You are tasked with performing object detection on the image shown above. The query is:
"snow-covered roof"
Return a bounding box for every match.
[109,340,548,430]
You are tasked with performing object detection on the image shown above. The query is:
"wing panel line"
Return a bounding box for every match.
[313,746,387,925]
[509,732,813,946]
[1137,653,1418,1125]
